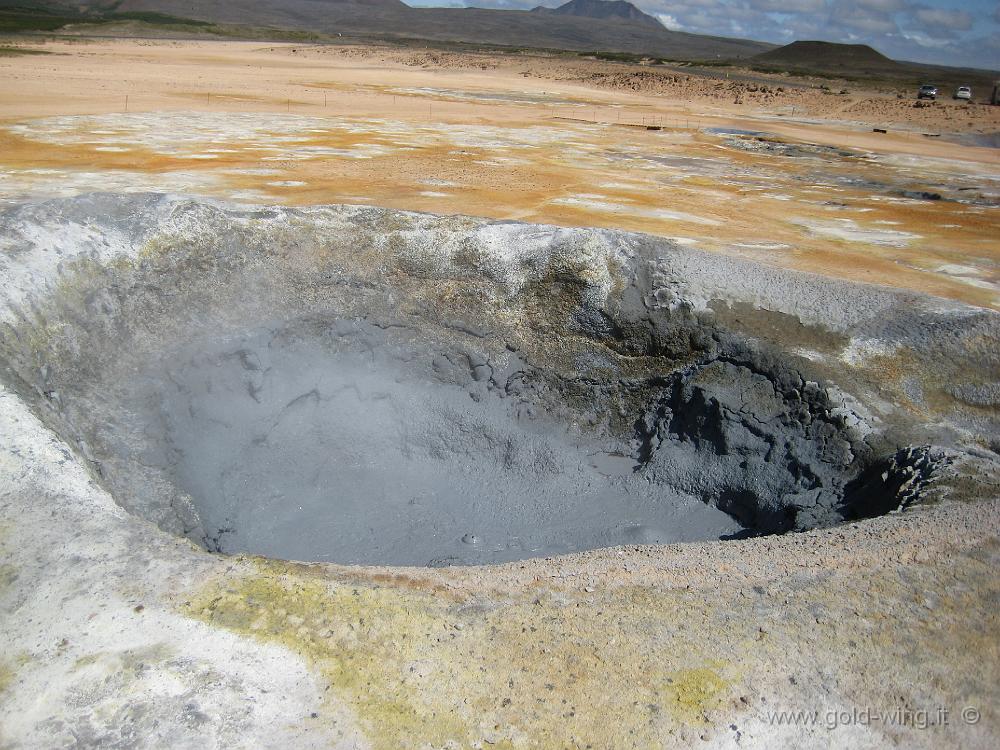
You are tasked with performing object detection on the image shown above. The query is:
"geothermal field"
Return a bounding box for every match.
[0,36,998,748]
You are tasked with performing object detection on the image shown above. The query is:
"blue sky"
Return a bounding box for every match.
[405,0,1000,69]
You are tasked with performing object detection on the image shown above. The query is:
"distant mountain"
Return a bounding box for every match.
[3,0,773,60]
[751,39,999,94]
[533,0,662,29]
[754,40,901,72]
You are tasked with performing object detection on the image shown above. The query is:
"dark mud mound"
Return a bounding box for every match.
[0,194,995,566]
[723,136,856,160]
[637,361,948,534]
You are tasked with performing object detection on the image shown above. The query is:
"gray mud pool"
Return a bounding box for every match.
[146,321,739,565]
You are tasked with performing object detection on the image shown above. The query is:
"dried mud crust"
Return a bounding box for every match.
[0,193,997,565]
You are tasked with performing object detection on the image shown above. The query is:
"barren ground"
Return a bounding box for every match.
[0,38,997,308]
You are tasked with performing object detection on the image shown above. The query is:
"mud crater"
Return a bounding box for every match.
[77,312,932,566]
[0,197,972,567]
[13,311,938,566]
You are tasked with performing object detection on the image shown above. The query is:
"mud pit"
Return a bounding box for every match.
[1,194,996,567]
[143,323,741,565]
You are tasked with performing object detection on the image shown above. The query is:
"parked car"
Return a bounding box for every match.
[954,86,972,101]
[917,84,938,100]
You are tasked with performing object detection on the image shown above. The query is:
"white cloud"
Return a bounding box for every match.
[901,29,956,48]
[851,0,906,11]
[831,2,900,35]
[914,8,973,31]
[748,0,825,11]
[656,13,685,29]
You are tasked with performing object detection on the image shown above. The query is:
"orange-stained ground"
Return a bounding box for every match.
[0,38,997,309]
